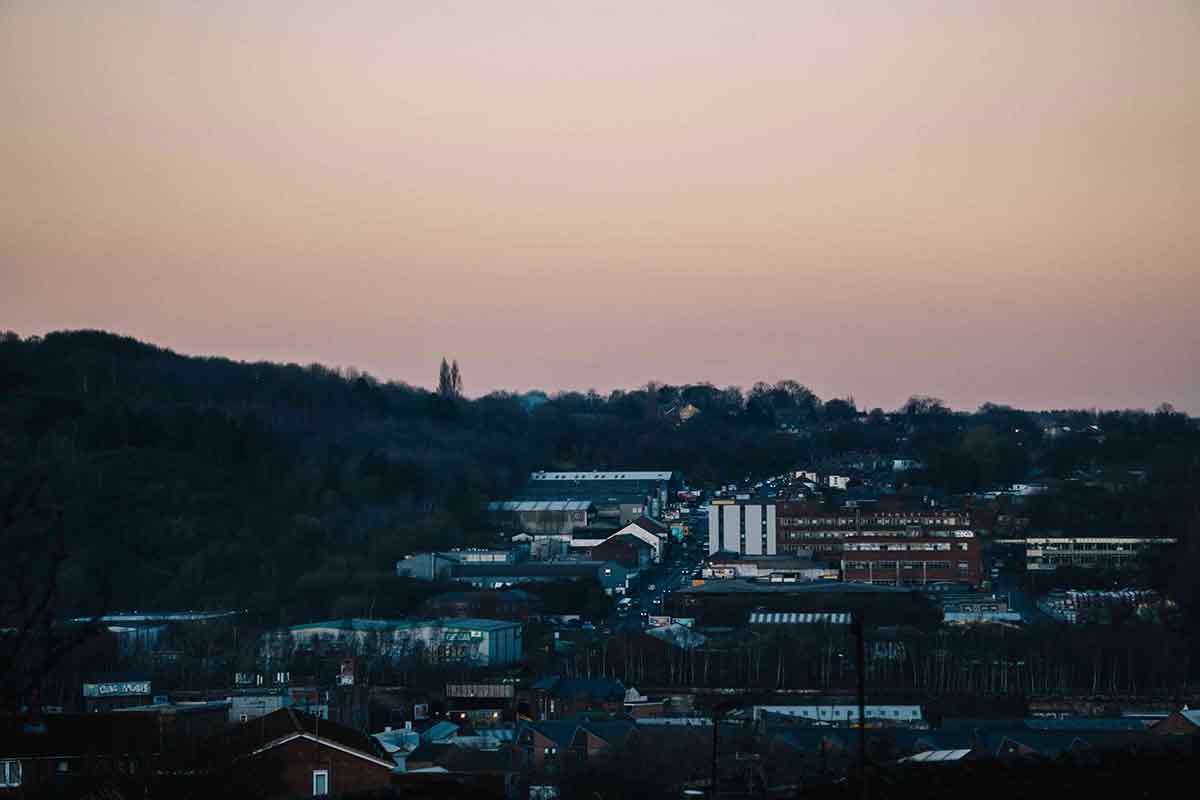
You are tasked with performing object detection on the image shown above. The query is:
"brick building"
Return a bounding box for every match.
[204,708,394,798]
[776,504,980,586]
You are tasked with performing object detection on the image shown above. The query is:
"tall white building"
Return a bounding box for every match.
[708,499,777,555]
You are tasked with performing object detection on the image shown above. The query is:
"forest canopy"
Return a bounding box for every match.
[1,330,1196,623]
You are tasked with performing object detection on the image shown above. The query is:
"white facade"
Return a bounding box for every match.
[752,705,924,724]
[708,501,777,556]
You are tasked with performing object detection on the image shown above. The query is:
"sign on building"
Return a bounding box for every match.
[82,681,151,698]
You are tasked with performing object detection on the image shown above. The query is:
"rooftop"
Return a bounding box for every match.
[749,612,852,625]
[678,579,913,595]
[530,471,674,481]
[487,499,594,512]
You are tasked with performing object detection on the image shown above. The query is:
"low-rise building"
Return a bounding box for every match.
[486,500,596,536]
[841,531,981,586]
[452,560,630,595]
[1037,589,1173,624]
[752,705,925,726]
[204,708,394,798]
[286,618,523,666]
[702,553,835,583]
[999,537,1176,572]
[707,499,779,556]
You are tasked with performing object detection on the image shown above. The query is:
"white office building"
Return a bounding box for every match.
[708,500,777,556]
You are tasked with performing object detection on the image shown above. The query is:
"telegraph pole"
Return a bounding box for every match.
[852,609,868,800]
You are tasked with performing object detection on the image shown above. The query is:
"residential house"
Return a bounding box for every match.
[0,709,160,797]
[203,708,394,798]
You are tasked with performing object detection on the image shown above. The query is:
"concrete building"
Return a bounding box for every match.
[486,500,595,536]
[452,561,631,595]
[287,618,523,666]
[702,553,835,583]
[998,537,1176,572]
[707,499,778,556]
[395,552,464,580]
[752,705,924,725]
[523,470,678,518]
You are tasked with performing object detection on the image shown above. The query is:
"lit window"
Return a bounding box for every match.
[1,760,22,787]
[312,769,329,796]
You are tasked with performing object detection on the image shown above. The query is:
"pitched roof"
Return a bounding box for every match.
[577,720,636,749]
[210,708,393,769]
[632,516,670,535]
[517,721,578,749]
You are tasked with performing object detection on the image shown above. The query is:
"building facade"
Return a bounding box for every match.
[776,505,973,556]
[1002,537,1177,572]
[285,618,523,666]
[707,500,778,556]
[840,531,980,586]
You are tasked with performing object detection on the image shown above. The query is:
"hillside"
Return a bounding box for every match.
[1,330,1197,623]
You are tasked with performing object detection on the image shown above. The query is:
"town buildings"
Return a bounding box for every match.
[777,503,981,586]
[285,618,523,666]
[486,500,596,536]
[205,708,394,798]
[997,537,1177,572]
[707,498,779,556]
[522,470,679,519]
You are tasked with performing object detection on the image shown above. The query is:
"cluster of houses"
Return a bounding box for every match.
[5,675,1200,799]
[3,462,1190,798]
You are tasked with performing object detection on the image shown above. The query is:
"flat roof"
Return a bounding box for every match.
[530,471,674,481]
[678,579,913,595]
[749,612,851,625]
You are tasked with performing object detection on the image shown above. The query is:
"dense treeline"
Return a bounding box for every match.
[1,330,1198,624]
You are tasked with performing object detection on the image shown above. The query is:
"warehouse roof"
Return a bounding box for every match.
[678,579,912,595]
[530,470,674,481]
[487,500,594,512]
[749,612,851,625]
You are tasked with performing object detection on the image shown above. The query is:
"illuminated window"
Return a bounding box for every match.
[1,761,22,787]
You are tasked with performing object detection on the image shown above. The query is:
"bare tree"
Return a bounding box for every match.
[0,478,102,707]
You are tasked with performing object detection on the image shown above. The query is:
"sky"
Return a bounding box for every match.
[2,1,1198,412]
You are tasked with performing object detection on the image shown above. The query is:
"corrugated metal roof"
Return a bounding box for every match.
[902,749,973,763]
[487,500,593,512]
[748,612,851,625]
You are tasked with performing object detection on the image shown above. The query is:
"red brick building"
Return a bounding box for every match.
[775,504,981,585]
[588,533,655,570]
[840,533,981,586]
[206,708,394,798]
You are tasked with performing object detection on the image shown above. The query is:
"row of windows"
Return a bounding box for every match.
[844,560,959,571]
[780,516,967,527]
[844,542,970,552]
[783,530,968,540]
[1038,543,1143,552]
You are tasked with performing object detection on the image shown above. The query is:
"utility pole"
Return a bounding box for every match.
[852,609,868,800]
[711,709,719,799]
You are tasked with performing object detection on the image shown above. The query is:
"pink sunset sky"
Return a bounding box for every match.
[2,1,1198,411]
